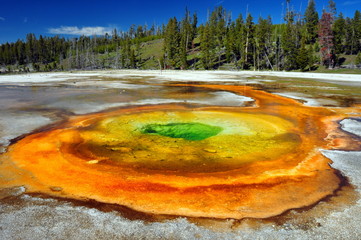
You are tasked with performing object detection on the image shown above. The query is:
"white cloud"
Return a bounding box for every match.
[0,17,5,21]
[48,26,112,36]
[343,0,361,5]
[216,0,225,5]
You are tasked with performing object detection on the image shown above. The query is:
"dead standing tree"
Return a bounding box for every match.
[319,11,335,68]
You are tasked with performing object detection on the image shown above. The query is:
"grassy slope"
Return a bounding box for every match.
[139,39,164,69]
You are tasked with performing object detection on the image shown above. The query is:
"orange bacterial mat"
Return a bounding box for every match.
[1,84,360,219]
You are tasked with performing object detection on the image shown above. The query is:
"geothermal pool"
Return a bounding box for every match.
[0,70,360,239]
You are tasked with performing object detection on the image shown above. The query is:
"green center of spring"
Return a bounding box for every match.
[141,122,223,141]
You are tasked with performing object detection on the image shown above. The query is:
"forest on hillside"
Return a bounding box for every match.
[1,0,361,73]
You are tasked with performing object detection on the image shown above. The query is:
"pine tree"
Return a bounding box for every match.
[234,14,245,68]
[345,17,354,54]
[199,6,228,69]
[130,49,136,68]
[333,13,346,54]
[297,37,314,71]
[304,0,319,44]
[179,8,192,69]
[191,12,198,48]
[225,22,236,64]
[112,28,119,43]
[15,40,26,65]
[38,35,46,63]
[25,33,37,64]
[352,10,361,53]
[209,6,228,67]
[179,37,187,69]
[200,24,215,69]
[282,24,300,70]
[243,13,255,69]
[282,2,301,70]
[273,25,284,71]
[163,17,181,68]
[256,16,273,70]
[181,8,192,51]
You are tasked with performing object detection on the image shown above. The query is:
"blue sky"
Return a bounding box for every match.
[0,0,360,43]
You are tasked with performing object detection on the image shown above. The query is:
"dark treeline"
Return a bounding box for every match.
[1,0,361,72]
[0,24,163,72]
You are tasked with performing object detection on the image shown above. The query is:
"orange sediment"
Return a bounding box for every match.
[1,85,360,219]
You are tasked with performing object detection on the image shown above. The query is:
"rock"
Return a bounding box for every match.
[0,186,26,199]
[87,160,99,164]
[203,149,217,153]
[49,186,63,192]
[110,147,132,153]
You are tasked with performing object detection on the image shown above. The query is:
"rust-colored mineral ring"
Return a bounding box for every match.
[4,85,360,219]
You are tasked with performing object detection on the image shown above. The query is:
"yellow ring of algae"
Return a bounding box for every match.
[5,86,343,219]
[75,110,300,173]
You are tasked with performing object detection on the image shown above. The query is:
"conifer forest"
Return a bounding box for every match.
[1,0,361,73]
